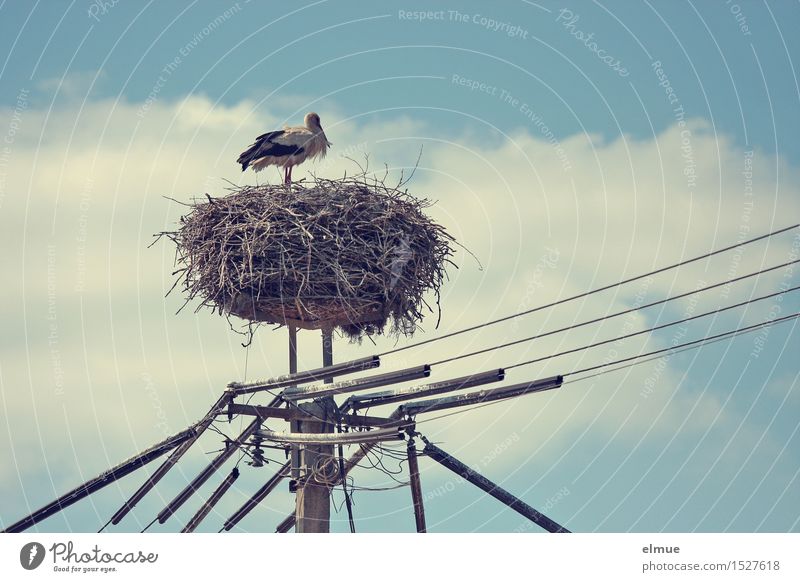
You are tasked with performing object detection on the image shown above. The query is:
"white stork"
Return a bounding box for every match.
[237,112,331,184]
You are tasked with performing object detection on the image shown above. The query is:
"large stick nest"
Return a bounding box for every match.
[159,172,456,340]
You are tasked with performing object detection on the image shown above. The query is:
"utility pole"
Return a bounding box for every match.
[294,327,336,533]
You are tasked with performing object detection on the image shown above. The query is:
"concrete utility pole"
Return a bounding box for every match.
[294,327,336,533]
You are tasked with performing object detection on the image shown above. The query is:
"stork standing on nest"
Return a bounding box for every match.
[237,112,331,184]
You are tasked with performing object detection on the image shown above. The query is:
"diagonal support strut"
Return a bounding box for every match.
[421,437,570,533]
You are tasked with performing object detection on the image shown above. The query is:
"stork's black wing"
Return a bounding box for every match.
[237,130,304,171]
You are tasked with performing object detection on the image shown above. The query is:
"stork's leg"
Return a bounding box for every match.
[283,166,289,185]
[287,165,293,184]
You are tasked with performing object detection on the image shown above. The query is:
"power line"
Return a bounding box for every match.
[431,259,800,366]
[505,285,799,370]
[293,286,797,428]
[562,333,749,385]
[565,311,800,377]
[412,312,800,426]
[379,223,799,357]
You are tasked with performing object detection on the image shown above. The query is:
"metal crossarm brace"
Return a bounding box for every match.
[400,375,563,416]
[2,427,195,533]
[109,393,231,525]
[181,467,240,533]
[221,461,291,531]
[422,438,570,533]
[157,417,261,524]
[228,356,380,396]
[407,437,427,533]
[346,369,504,411]
[255,427,405,445]
[282,365,431,401]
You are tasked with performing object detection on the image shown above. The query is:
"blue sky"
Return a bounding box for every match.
[2,1,799,160]
[0,0,798,534]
